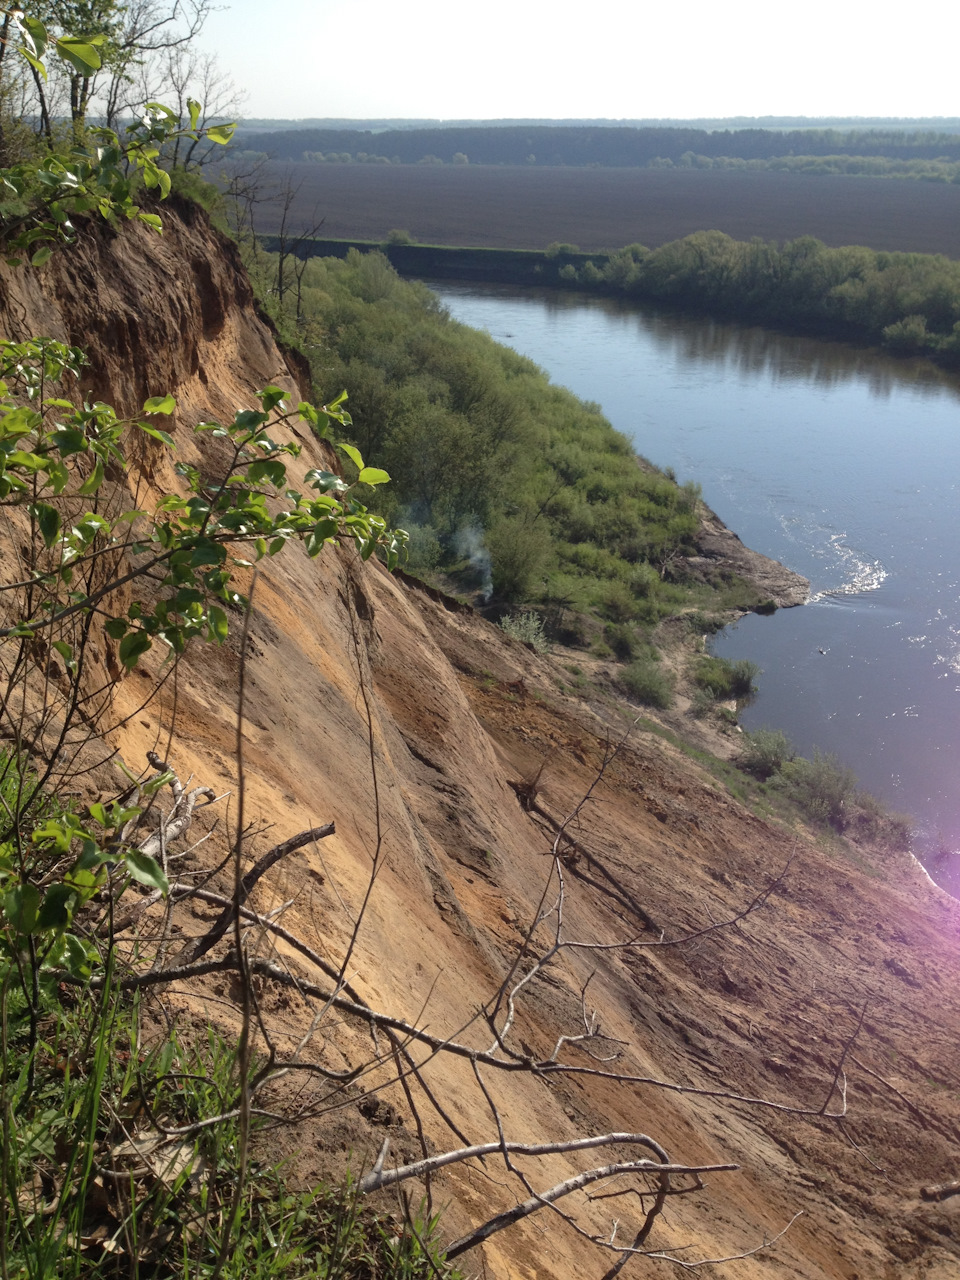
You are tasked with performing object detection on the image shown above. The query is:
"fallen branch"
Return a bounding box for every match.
[443,1156,736,1261]
[185,823,335,962]
[357,1132,733,1194]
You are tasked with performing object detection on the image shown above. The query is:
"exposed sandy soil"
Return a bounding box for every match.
[253,163,960,258]
[2,203,959,1280]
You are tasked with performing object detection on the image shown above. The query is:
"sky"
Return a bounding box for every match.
[196,0,960,122]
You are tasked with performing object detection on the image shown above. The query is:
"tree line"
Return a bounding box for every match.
[246,124,960,168]
[556,233,960,362]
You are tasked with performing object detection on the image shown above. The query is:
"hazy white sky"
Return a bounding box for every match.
[198,0,960,121]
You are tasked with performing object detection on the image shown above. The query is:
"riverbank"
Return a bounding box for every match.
[260,230,960,368]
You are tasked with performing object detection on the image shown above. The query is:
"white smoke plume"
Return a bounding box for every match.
[454,522,493,602]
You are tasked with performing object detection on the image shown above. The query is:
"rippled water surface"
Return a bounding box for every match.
[432,283,960,877]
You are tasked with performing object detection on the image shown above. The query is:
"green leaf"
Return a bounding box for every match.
[337,442,364,472]
[138,212,163,231]
[104,617,128,640]
[22,16,48,60]
[19,48,46,81]
[55,36,102,76]
[188,541,224,568]
[63,933,92,978]
[305,518,340,556]
[31,502,60,548]
[207,605,228,643]
[49,428,88,454]
[305,469,347,495]
[52,640,76,673]
[143,394,176,415]
[88,802,108,827]
[137,422,175,445]
[76,455,104,495]
[187,98,202,133]
[358,466,390,487]
[36,883,76,931]
[31,246,53,268]
[205,124,236,145]
[118,631,151,670]
[125,850,169,894]
[257,385,287,413]
[4,883,41,935]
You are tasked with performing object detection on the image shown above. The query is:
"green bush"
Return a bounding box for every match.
[848,791,913,852]
[741,728,795,779]
[403,522,442,573]
[500,610,549,654]
[694,655,759,702]
[604,622,639,660]
[684,610,727,637]
[619,656,673,709]
[775,749,856,831]
[488,515,552,601]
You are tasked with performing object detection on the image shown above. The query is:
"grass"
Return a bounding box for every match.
[1,988,459,1280]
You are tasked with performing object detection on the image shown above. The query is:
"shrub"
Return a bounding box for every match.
[775,749,857,831]
[848,791,913,852]
[741,728,795,779]
[694,656,759,702]
[403,522,442,573]
[604,622,639,660]
[619,656,673,709]
[489,515,552,602]
[500,610,549,654]
[684,610,727,637]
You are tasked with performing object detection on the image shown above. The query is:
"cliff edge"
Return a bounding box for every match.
[2,204,958,1280]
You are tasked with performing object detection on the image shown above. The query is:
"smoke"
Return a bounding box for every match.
[454,522,493,602]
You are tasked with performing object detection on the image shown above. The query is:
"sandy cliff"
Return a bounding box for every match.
[3,202,960,1280]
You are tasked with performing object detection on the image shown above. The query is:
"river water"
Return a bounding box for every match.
[432,283,960,881]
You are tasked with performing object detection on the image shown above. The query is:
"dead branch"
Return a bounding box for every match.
[443,1155,737,1262]
[358,1132,726,1195]
[184,823,335,962]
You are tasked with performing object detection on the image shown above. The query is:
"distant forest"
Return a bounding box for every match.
[242,124,960,168]
[238,116,960,136]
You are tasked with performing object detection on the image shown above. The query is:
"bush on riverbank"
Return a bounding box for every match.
[577,232,960,366]
[246,246,765,634]
[737,738,912,850]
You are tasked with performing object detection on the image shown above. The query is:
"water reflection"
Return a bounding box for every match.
[455,284,960,400]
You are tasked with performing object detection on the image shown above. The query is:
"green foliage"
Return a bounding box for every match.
[740,728,795,779]
[0,334,403,1007]
[683,610,727,637]
[0,98,235,265]
[618,654,673,708]
[773,749,857,831]
[694,655,760,702]
[248,245,714,626]
[585,229,960,365]
[488,514,551,601]
[499,610,549,654]
[2,997,459,1279]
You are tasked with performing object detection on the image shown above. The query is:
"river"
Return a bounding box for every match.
[431,283,960,887]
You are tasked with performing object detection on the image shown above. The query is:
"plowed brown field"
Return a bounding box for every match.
[254,162,960,257]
